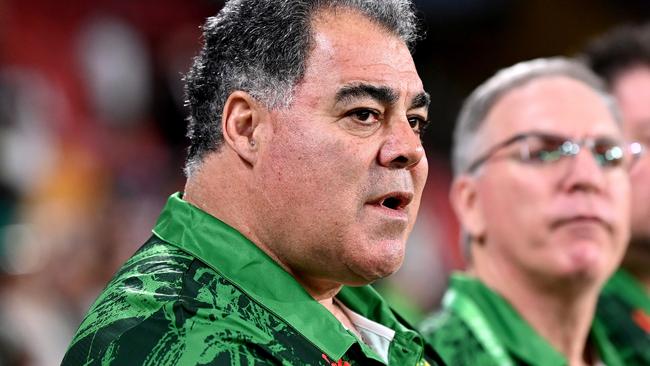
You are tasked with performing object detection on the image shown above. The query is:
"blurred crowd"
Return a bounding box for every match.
[0,0,648,365]
[0,1,220,364]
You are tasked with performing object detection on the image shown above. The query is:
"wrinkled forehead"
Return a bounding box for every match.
[482,76,622,142]
[303,8,423,95]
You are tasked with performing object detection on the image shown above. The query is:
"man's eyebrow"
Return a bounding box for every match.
[335,83,430,112]
[410,92,430,110]
[335,83,399,105]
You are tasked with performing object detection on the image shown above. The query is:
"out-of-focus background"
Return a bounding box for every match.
[0,0,648,364]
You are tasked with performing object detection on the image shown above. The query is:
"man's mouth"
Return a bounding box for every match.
[551,216,612,232]
[369,192,413,211]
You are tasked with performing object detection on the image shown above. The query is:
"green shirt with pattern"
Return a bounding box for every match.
[62,193,444,366]
[420,273,625,366]
[596,269,650,366]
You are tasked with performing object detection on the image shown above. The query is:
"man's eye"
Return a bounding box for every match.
[522,136,570,163]
[408,116,429,134]
[348,109,379,124]
[527,148,562,162]
[593,142,625,167]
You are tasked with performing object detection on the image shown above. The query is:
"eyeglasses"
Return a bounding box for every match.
[466,131,645,174]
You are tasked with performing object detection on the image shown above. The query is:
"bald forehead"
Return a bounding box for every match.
[482,76,620,139]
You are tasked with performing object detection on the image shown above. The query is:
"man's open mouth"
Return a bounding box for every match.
[372,192,413,211]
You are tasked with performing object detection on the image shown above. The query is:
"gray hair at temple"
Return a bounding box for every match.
[451,56,621,178]
[452,57,621,256]
[183,0,421,176]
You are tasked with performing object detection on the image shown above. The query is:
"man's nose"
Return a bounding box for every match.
[559,146,607,193]
[377,118,425,169]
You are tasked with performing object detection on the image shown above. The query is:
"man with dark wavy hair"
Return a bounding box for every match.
[583,23,650,366]
[62,0,444,365]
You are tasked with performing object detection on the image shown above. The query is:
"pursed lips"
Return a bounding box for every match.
[550,215,613,233]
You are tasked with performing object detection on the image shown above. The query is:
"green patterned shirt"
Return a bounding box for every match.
[420,273,625,366]
[62,193,443,366]
[596,269,650,366]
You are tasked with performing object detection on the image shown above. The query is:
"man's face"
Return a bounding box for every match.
[612,65,650,243]
[250,9,429,286]
[469,76,630,284]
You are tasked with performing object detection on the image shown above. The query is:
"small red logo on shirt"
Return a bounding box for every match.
[322,354,351,366]
[632,309,650,333]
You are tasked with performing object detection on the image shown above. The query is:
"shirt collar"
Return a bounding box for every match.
[152,193,405,362]
[449,272,623,366]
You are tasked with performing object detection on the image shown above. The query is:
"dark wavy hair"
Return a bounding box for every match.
[183,0,421,175]
[582,22,650,86]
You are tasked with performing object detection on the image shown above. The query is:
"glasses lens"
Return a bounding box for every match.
[522,134,567,163]
[592,139,625,167]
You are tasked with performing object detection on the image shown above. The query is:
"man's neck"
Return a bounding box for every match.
[318,297,362,338]
[471,256,600,366]
[184,157,356,335]
[294,275,358,331]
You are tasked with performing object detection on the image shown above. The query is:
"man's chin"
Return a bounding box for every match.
[343,256,404,286]
[529,250,607,290]
[550,237,620,277]
[530,266,602,296]
[548,259,614,292]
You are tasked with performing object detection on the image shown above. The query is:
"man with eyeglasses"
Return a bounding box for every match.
[420,57,642,366]
[582,23,650,366]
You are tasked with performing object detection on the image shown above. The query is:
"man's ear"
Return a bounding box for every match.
[450,175,486,244]
[222,91,268,165]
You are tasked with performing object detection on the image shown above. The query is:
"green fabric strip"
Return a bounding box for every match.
[443,288,515,366]
[590,317,625,366]
[603,269,650,313]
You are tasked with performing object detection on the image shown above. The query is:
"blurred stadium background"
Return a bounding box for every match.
[1,0,648,364]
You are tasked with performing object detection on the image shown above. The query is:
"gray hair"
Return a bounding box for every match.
[452,57,621,257]
[184,0,421,176]
[452,56,621,177]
